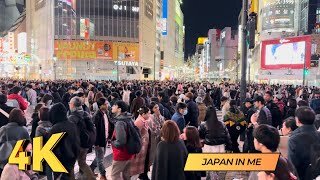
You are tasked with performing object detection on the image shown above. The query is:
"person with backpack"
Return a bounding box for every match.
[90,97,110,180]
[264,91,282,128]
[111,100,136,180]
[288,106,320,180]
[68,97,96,180]
[35,107,53,180]
[49,103,80,179]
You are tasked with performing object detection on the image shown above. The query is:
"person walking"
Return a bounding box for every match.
[184,92,199,127]
[49,103,80,180]
[131,106,151,179]
[171,102,188,133]
[90,97,110,180]
[0,108,29,176]
[151,120,188,180]
[68,97,96,180]
[111,100,134,180]
[223,100,247,153]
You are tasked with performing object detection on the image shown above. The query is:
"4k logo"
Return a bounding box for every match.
[9,133,67,173]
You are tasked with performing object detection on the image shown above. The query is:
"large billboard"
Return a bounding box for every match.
[261,36,311,69]
[261,0,295,31]
[54,40,113,60]
[162,0,168,35]
[113,42,139,61]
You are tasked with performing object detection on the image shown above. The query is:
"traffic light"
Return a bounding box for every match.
[304,69,309,76]
[247,14,256,49]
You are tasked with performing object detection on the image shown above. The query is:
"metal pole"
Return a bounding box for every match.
[154,51,156,81]
[117,46,119,82]
[302,59,306,86]
[240,0,248,102]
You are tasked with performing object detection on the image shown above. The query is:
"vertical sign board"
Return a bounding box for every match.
[162,0,168,36]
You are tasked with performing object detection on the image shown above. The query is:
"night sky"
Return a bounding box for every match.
[182,0,242,58]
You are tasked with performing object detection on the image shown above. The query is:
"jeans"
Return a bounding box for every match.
[78,148,95,180]
[90,146,106,176]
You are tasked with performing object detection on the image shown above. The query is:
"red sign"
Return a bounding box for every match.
[261,35,311,70]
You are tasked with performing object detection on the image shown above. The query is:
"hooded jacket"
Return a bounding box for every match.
[49,103,80,175]
[111,113,134,161]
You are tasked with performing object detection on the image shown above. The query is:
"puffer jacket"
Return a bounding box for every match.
[199,121,232,149]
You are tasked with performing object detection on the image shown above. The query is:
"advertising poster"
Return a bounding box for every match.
[261,0,295,31]
[54,40,113,60]
[261,36,311,69]
[113,42,139,61]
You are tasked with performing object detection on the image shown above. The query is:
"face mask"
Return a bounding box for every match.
[183,109,188,116]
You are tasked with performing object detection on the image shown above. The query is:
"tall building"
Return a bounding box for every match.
[22,0,178,80]
[160,0,184,80]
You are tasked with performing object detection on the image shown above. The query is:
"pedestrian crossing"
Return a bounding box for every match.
[27,110,224,179]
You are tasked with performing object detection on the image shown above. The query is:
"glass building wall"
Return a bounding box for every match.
[54,0,139,41]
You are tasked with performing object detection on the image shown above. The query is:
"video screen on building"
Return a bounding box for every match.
[261,36,311,69]
[265,42,305,65]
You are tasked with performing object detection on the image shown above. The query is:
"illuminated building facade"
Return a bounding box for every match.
[25,0,164,80]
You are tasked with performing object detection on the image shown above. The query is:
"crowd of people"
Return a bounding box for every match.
[0,79,319,180]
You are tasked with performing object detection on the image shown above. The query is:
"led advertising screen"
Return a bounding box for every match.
[261,36,311,69]
[261,0,295,31]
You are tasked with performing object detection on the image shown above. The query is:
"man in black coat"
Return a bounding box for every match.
[184,92,199,127]
[0,94,14,128]
[90,97,111,180]
[288,107,320,180]
[49,103,80,180]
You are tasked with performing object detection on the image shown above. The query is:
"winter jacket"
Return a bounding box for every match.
[93,110,112,147]
[111,113,134,161]
[7,94,28,111]
[171,112,185,133]
[35,121,52,139]
[311,98,320,113]
[288,125,320,180]
[284,107,296,119]
[0,122,30,169]
[152,140,188,180]
[199,121,232,148]
[0,104,14,128]
[184,142,206,180]
[185,100,199,127]
[1,164,38,180]
[49,104,80,177]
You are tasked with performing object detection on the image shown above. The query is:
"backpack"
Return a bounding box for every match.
[125,119,142,154]
[72,114,96,148]
[309,132,320,179]
[6,99,20,109]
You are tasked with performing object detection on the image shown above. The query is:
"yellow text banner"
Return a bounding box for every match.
[184,153,280,171]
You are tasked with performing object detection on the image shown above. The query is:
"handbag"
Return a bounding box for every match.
[0,127,13,168]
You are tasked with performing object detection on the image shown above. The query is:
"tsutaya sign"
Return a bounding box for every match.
[114,61,139,66]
